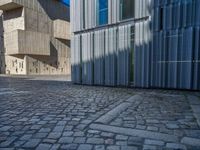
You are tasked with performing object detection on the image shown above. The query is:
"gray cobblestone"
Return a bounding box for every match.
[48,132,62,139]
[107,146,120,150]
[36,143,52,150]
[144,139,164,146]
[77,144,93,150]
[58,137,74,144]
[94,145,105,150]
[87,138,104,144]
[0,77,200,149]
[73,137,86,143]
[23,139,41,148]
[166,143,186,150]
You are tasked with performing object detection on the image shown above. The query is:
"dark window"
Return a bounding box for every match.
[120,0,134,20]
[130,26,135,83]
[160,7,163,30]
[97,0,108,25]
[83,0,85,28]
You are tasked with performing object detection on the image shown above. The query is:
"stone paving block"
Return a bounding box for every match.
[13,140,26,147]
[60,144,78,150]
[116,135,128,140]
[39,128,51,133]
[166,123,179,129]
[23,139,41,148]
[20,134,32,140]
[95,102,133,124]
[90,124,179,142]
[116,141,127,146]
[94,145,105,150]
[142,145,157,150]
[166,143,186,150]
[36,143,52,150]
[63,131,74,137]
[48,132,62,139]
[144,139,164,146]
[0,126,12,132]
[181,137,200,147]
[105,139,114,145]
[121,146,139,150]
[0,136,17,147]
[77,144,93,150]
[73,137,86,143]
[86,138,104,144]
[53,126,65,132]
[58,137,74,144]
[106,146,120,150]
[128,136,144,146]
[43,139,57,144]
[50,144,60,150]
[34,132,48,138]
[101,132,114,138]
[74,131,85,137]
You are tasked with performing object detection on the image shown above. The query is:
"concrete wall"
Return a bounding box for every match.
[4,30,50,55]
[0,11,5,74]
[0,0,71,75]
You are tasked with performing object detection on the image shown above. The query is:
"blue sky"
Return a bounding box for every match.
[61,0,70,6]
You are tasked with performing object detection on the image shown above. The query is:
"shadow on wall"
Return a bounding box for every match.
[0,12,5,74]
[37,0,70,21]
[72,1,200,90]
[72,25,134,87]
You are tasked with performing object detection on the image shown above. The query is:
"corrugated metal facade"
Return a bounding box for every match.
[71,0,200,90]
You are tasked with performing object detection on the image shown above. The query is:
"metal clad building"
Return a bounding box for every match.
[71,0,200,90]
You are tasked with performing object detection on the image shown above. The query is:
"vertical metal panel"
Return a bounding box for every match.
[134,19,151,88]
[81,32,94,85]
[109,0,120,24]
[152,7,160,31]
[117,25,131,86]
[193,27,200,90]
[195,0,200,26]
[71,35,82,84]
[134,22,141,87]
[105,27,117,86]
[167,30,178,88]
[71,0,200,90]
[178,27,193,89]
[94,30,105,85]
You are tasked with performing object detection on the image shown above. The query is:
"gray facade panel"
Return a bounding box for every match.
[71,0,200,90]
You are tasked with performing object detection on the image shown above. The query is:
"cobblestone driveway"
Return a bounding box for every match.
[0,77,200,150]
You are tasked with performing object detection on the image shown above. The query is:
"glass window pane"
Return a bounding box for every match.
[98,0,108,25]
[120,0,134,20]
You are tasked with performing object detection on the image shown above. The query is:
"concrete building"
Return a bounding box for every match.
[71,0,200,90]
[0,0,71,75]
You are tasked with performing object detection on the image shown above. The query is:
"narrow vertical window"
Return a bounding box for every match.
[160,7,163,30]
[120,0,135,20]
[130,26,135,84]
[83,0,85,28]
[97,0,108,25]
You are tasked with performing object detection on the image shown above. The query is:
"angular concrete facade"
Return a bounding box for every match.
[0,0,71,75]
[71,0,200,90]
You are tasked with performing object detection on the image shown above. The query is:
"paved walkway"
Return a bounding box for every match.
[0,76,200,150]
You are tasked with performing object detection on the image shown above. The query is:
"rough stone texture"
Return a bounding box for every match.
[0,77,200,149]
[181,137,200,147]
[0,0,71,75]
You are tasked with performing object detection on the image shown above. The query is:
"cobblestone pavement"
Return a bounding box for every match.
[0,77,200,150]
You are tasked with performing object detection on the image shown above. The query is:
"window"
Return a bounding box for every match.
[130,26,135,83]
[97,0,108,25]
[120,0,134,20]
[160,7,163,30]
